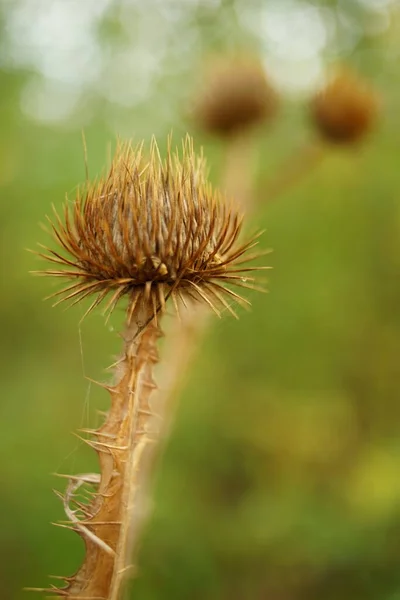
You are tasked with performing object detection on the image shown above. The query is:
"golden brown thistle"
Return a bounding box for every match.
[31,135,265,600]
[38,136,263,322]
[310,69,379,145]
[192,57,279,138]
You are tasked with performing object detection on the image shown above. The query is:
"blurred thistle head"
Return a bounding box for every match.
[192,56,279,138]
[37,136,266,323]
[310,68,379,145]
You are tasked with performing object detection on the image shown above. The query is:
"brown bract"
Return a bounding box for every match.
[38,136,264,322]
[311,70,379,145]
[193,58,279,138]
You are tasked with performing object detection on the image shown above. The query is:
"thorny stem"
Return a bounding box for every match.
[50,303,162,600]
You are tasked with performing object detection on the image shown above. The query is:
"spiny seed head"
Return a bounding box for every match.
[192,57,279,138]
[310,69,379,145]
[37,136,265,323]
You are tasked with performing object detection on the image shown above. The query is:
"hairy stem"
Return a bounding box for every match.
[52,304,162,600]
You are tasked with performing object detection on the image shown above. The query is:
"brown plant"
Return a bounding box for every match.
[32,135,264,600]
[38,137,261,322]
[310,69,379,145]
[192,57,279,138]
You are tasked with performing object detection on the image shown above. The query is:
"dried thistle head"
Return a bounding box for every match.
[192,57,279,138]
[310,69,379,145]
[37,136,265,323]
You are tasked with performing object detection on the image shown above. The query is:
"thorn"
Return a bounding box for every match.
[68,502,93,517]
[76,427,97,436]
[147,350,159,362]
[134,429,158,438]
[80,488,99,498]
[52,489,64,501]
[52,473,100,483]
[141,380,157,390]
[117,563,137,577]
[75,526,115,556]
[72,432,127,452]
[78,428,117,440]
[71,432,108,452]
[92,489,116,499]
[51,522,76,531]
[106,356,126,371]
[73,520,122,526]
[92,440,129,451]
[85,376,115,393]
[56,595,107,600]
[138,408,162,419]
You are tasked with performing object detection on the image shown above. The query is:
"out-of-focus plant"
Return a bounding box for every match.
[310,68,380,146]
[155,56,380,473]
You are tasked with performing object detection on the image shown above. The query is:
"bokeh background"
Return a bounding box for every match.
[1,0,400,598]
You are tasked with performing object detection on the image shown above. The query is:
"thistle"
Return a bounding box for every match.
[33,135,264,599]
[310,69,379,145]
[192,56,279,139]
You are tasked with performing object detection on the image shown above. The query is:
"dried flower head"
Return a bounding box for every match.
[37,136,264,323]
[192,57,279,138]
[310,69,379,145]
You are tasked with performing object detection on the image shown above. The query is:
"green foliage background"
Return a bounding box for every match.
[1,1,400,598]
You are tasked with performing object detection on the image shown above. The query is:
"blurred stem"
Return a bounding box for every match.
[221,132,258,211]
[153,305,210,435]
[153,133,259,449]
[261,140,326,203]
[150,138,325,485]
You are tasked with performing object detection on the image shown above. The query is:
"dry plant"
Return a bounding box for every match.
[192,56,278,140]
[31,136,265,599]
[192,55,279,210]
[151,57,278,452]
[261,66,380,203]
[310,67,379,145]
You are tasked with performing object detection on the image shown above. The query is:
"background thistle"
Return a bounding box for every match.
[192,56,279,139]
[33,135,263,599]
[261,68,380,205]
[190,55,279,214]
[310,69,379,145]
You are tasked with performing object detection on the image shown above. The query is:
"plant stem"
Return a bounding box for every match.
[54,303,162,600]
[154,305,209,437]
[261,140,326,204]
[221,132,258,211]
